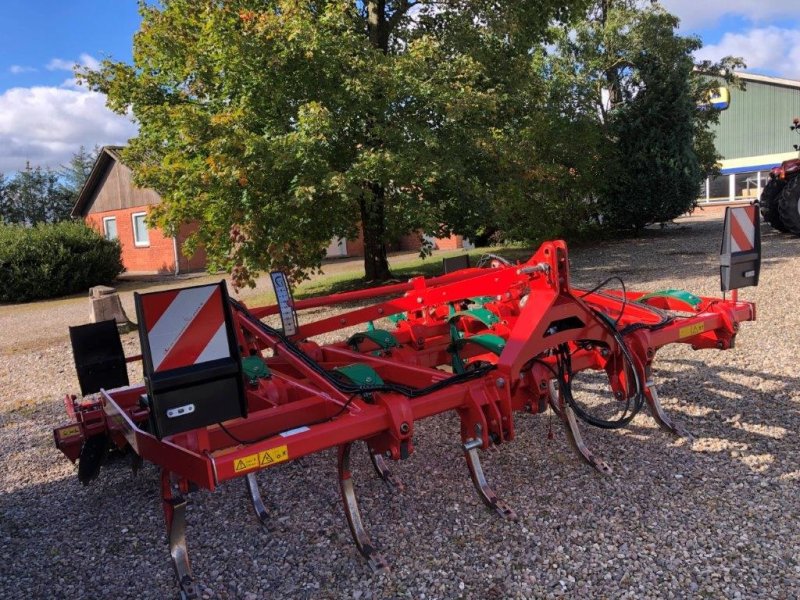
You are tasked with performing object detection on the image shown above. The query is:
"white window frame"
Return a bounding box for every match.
[102,216,118,241]
[131,211,150,247]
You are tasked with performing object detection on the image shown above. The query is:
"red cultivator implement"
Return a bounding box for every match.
[54,209,760,599]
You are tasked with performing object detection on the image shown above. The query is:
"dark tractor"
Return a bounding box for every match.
[761,118,800,235]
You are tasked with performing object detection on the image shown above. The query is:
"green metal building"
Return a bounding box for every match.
[705,72,800,203]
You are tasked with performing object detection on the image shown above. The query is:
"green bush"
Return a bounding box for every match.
[0,221,123,302]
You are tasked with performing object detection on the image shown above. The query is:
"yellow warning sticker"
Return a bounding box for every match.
[57,425,81,440]
[679,323,705,339]
[233,445,289,473]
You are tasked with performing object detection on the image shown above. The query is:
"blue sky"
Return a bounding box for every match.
[1,0,799,173]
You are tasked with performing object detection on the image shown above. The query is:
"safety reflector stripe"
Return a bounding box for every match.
[730,206,756,253]
[141,289,179,332]
[145,286,228,372]
[193,323,229,365]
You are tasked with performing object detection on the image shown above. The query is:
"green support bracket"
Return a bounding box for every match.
[347,329,400,351]
[469,296,496,307]
[334,364,384,386]
[388,313,407,325]
[449,333,506,374]
[448,307,500,328]
[636,289,702,311]
[241,356,270,384]
[455,334,507,356]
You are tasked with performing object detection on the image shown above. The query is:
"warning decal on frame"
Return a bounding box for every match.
[57,425,81,440]
[233,445,289,473]
[679,323,705,339]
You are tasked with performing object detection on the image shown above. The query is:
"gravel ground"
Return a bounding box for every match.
[1,214,799,599]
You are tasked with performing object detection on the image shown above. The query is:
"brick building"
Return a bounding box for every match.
[72,147,207,275]
[73,147,469,274]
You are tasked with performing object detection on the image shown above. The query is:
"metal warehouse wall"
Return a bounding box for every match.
[711,77,800,160]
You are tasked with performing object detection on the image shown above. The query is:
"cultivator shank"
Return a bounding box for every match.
[54,234,757,598]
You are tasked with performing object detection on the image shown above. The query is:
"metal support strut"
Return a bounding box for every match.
[548,381,613,475]
[245,472,270,529]
[337,443,390,573]
[644,380,693,440]
[369,451,404,491]
[462,439,518,520]
[161,470,198,600]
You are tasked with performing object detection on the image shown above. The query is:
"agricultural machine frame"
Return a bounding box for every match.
[54,208,759,599]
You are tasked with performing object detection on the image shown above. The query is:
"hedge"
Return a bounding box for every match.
[0,221,124,302]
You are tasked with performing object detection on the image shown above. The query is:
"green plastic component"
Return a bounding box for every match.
[448,307,500,328]
[469,296,496,307]
[334,364,384,386]
[450,333,506,374]
[636,289,702,310]
[348,329,400,351]
[388,313,407,324]
[455,333,507,355]
[241,356,270,383]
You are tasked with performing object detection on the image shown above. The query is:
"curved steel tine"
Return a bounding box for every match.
[338,443,390,573]
[369,451,404,491]
[161,471,199,600]
[245,472,270,529]
[645,380,693,440]
[462,440,517,520]
[548,381,613,475]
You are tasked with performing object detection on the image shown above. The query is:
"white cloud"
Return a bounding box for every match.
[695,27,800,79]
[46,58,74,71]
[659,0,789,30]
[0,86,137,173]
[9,65,37,74]
[46,53,101,73]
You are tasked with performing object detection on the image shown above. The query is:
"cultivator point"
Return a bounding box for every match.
[54,226,758,598]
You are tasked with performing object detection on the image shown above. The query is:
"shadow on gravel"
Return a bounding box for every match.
[640,357,800,477]
[568,220,799,283]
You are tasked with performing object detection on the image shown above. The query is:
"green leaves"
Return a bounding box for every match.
[541,0,744,233]
[0,163,74,226]
[83,0,590,284]
[0,221,123,302]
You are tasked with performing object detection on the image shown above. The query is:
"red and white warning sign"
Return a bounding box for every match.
[138,284,231,372]
[727,205,757,253]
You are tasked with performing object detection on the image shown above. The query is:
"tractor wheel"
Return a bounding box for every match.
[778,174,800,235]
[760,178,789,232]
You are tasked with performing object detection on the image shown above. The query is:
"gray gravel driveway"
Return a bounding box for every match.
[1,214,798,599]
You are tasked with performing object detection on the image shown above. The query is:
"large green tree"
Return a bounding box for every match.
[545,0,742,232]
[82,0,588,284]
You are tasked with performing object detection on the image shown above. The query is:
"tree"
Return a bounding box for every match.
[81,0,589,284]
[545,1,743,232]
[59,146,98,207]
[1,163,73,225]
[0,173,8,224]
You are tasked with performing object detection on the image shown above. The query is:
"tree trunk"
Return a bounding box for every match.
[361,1,394,281]
[360,187,391,281]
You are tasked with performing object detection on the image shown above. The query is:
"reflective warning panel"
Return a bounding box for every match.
[138,283,232,373]
[134,281,246,439]
[720,204,761,292]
